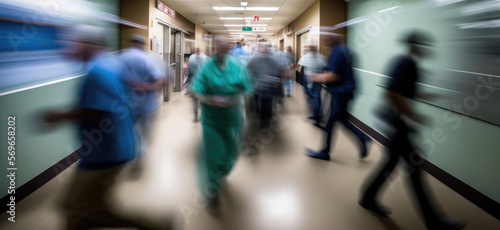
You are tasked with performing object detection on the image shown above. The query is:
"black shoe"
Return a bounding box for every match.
[359,200,392,216]
[312,122,325,130]
[305,148,330,161]
[359,138,372,159]
[207,195,221,216]
[426,217,466,230]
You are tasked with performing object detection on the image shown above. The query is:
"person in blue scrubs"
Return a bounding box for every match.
[119,35,166,177]
[305,33,371,160]
[44,25,168,230]
[359,31,465,230]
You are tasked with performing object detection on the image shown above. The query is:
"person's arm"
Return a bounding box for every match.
[308,50,342,82]
[308,71,341,82]
[44,108,107,124]
[128,78,165,91]
[129,57,168,91]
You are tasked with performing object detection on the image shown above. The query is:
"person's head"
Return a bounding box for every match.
[214,36,232,59]
[287,46,292,52]
[194,47,201,55]
[257,43,270,56]
[321,33,343,49]
[66,25,106,62]
[308,44,318,53]
[402,30,435,58]
[130,34,146,50]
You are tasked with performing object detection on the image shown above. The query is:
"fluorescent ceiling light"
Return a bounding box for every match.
[224,24,267,27]
[213,7,245,11]
[220,17,244,20]
[245,17,271,20]
[245,7,279,11]
[241,2,248,6]
[230,33,257,36]
[213,7,279,11]
[219,17,272,20]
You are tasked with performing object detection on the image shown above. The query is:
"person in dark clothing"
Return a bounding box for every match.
[246,44,283,130]
[305,33,371,160]
[359,31,466,230]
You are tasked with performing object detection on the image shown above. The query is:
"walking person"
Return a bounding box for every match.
[305,33,371,160]
[119,35,166,177]
[189,37,253,213]
[285,46,295,97]
[359,31,465,230]
[185,47,208,122]
[246,44,283,131]
[44,25,170,230]
[298,44,326,125]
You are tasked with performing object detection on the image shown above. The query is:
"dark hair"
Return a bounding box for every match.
[402,30,434,47]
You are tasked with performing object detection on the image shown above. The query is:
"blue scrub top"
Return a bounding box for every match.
[119,48,163,115]
[326,44,356,94]
[387,55,419,99]
[78,53,136,170]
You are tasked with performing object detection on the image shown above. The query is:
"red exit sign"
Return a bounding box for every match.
[157,0,175,18]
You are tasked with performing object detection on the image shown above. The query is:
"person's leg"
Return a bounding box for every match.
[63,166,162,229]
[286,78,292,96]
[305,93,342,160]
[260,96,274,130]
[401,141,465,229]
[311,83,322,122]
[337,96,371,158]
[200,124,228,204]
[359,143,400,215]
[131,112,157,177]
[321,94,347,153]
[193,97,199,122]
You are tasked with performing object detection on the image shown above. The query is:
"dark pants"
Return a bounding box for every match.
[253,94,274,130]
[323,92,368,153]
[309,82,322,121]
[361,118,442,225]
[303,77,322,121]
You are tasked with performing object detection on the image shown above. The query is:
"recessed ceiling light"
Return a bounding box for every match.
[245,7,279,11]
[213,7,245,11]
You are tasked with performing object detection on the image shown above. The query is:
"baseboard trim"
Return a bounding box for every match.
[1,150,81,213]
[347,114,500,220]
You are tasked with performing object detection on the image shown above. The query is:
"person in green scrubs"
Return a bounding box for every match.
[189,37,253,213]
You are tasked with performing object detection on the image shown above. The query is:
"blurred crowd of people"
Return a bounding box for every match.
[41,23,466,230]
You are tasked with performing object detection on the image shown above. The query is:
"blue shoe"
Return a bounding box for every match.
[305,148,330,161]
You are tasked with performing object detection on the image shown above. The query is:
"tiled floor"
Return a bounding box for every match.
[1,87,499,230]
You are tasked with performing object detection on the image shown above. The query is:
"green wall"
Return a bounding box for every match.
[347,0,500,202]
[0,0,120,198]
[0,78,82,198]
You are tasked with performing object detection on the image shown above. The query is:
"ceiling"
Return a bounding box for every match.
[160,0,317,39]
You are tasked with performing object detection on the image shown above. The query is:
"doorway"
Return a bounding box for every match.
[163,25,184,99]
